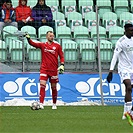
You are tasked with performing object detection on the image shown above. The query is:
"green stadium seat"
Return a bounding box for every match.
[56,26,72,43]
[119,12,133,27]
[108,26,124,47]
[52,11,66,29]
[12,0,18,8]
[84,11,100,32]
[90,26,107,44]
[27,1,36,8]
[100,40,113,62]
[78,0,93,18]
[61,0,76,17]
[11,49,23,62]
[0,40,8,63]
[114,0,129,19]
[46,0,59,13]
[79,40,96,70]
[61,0,76,13]
[21,25,37,38]
[73,26,89,43]
[50,6,58,13]
[55,20,66,30]
[61,39,79,71]
[102,12,117,31]
[52,11,65,20]
[100,40,113,70]
[8,39,23,62]
[46,0,59,7]
[84,11,96,25]
[21,25,37,47]
[130,1,133,12]
[26,42,41,71]
[67,12,83,31]
[96,0,112,19]
[27,43,41,62]
[2,26,18,44]
[64,6,76,18]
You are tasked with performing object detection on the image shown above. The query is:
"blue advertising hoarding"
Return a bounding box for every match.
[0,72,126,105]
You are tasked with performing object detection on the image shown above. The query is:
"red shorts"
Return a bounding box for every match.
[40,70,59,83]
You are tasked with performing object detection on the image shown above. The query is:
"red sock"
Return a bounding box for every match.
[39,84,46,103]
[52,87,57,104]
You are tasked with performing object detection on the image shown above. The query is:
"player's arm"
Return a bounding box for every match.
[107,42,122,83]
[109,52,119,71]
[58,45,65,74]
[25,32,43,48]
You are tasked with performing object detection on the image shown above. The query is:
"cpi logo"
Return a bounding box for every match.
[3,77,61,97]
[2,76,125,100]
[75,78,125,96]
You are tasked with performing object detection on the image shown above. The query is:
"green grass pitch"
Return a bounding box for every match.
[0,106,133,133]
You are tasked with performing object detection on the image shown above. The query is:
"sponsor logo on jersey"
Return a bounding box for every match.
[44,48,55,54]
[126,47,133,52]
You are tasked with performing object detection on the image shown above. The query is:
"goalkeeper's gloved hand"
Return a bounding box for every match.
[106,72,113,83]
[58,64,64,74]
[24,32,30,40]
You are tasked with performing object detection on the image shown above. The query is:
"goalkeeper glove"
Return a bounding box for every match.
[24,32,30,40]
[58,64,64,74]
[107,72,113,83]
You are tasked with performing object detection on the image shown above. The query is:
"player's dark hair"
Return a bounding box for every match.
[46,31,53,35]
[124,23,133,30]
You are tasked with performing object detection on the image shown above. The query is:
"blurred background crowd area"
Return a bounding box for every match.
[0,0,132,72]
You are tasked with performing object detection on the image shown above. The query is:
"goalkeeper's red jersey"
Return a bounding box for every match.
[28,39,64,72]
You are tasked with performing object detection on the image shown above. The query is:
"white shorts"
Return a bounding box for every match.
[119,70,133,84]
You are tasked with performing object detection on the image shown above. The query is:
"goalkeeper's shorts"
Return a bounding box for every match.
[40,70,59,83]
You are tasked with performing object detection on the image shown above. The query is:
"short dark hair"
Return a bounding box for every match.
[46,31,53,35]
[6,0,12,3]
[124,23,133,30]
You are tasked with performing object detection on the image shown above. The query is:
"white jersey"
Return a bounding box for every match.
[110,35,133,73]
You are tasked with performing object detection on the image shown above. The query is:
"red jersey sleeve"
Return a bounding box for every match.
[58,44,65,64]
[28,39,44,48]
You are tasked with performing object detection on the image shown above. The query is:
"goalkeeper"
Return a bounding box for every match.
[25,31,64,110]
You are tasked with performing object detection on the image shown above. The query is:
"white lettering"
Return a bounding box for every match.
[25,82,37,96]
[109,83,120,96]
[10,78,28,96]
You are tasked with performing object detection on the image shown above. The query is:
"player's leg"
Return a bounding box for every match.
[124,75,133,124]
[123,79,133,125]
[123,79,132,119]
[39,73,48,109]
[51,82,57,109]
[124,79,132,103]
[17,21,25,30]
[119,72,132,120]
[50,73,59,110]
[40,80,47,103]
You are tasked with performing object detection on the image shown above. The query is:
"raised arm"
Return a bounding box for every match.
[25,32,43,48]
